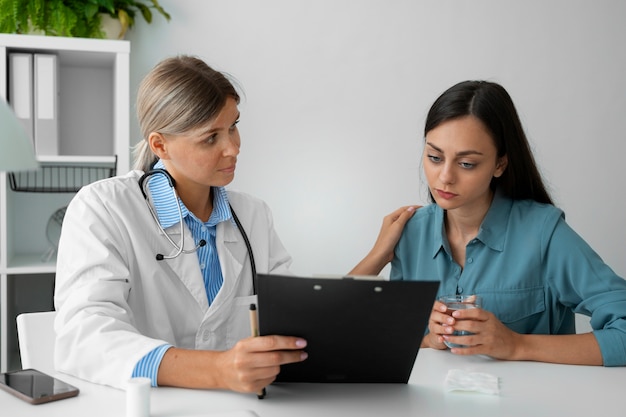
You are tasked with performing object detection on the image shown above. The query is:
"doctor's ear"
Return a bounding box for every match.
[148,132,170,160]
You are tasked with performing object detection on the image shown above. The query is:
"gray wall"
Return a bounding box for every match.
[127,0,626,277]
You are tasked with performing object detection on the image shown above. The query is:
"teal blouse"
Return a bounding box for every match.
[391,190,626,366]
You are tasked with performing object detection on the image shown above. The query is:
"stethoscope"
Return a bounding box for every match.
[138,168,258,293]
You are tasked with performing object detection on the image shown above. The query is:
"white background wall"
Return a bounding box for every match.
[126,0,626,278]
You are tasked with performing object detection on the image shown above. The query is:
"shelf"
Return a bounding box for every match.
[37,155,118,164]
[8,155,117,193]
[1,254,56,274]
[0,33,130,55]
[0,33,130,373]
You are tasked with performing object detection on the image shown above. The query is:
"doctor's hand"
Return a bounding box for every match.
[349,205,420,276]
[156,336,307,393]
[220,335,308,393]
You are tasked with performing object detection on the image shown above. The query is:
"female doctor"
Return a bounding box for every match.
[54,56,316,392]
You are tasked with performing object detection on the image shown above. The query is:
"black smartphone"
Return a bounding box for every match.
[0,368,79,405]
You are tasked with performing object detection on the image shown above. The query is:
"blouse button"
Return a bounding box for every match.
[467,258,473,264]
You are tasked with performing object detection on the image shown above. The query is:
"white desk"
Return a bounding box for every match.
[2,349,623,417]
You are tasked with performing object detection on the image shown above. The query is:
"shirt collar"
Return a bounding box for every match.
[148,160,232,228]
[475,188,511,252]
[432,206,446,258]
[431,188,511,258]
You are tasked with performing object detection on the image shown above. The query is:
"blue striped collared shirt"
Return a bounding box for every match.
[132,160,232,385]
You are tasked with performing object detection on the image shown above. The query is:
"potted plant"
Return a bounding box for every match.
[97,0,171,38]
[0,0,170,39]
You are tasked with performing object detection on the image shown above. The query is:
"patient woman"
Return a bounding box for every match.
[353,80,626,366]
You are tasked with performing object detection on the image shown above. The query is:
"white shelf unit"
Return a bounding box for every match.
[0,34,130,372]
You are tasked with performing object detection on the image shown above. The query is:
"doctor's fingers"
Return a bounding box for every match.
[251,348,309,370]
[388,205,421,219]
[223,361,280,394]
[244,336,309,368]
[245,335,308,353]
[384,205,420,229]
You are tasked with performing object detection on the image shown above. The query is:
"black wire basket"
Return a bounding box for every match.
[8,155,117,193]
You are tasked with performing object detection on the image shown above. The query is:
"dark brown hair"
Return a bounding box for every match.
[425,80,553,205]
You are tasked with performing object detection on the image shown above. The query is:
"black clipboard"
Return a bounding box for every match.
[257,274,439,383]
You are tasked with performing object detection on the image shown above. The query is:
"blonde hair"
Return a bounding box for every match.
[132,55,240,171]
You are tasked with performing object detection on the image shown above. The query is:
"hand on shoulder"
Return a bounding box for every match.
[349,205,421,276]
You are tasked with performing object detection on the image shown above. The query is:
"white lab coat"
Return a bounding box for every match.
[53,170,292,389]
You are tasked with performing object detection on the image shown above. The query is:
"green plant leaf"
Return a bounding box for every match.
[117,9,132,36]
[84,3,99,19]
[135,3,152,24]
[0,0,170,38]
[150,0,171,21]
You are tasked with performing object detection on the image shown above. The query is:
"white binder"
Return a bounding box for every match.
[8,53,34,145]
[33,53,59,156]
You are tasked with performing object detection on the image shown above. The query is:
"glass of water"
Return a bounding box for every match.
[438,294,482,348]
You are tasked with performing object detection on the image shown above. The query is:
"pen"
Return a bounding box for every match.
[249,303,266,399]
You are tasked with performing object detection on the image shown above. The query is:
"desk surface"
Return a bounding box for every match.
[2,349,623,417]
